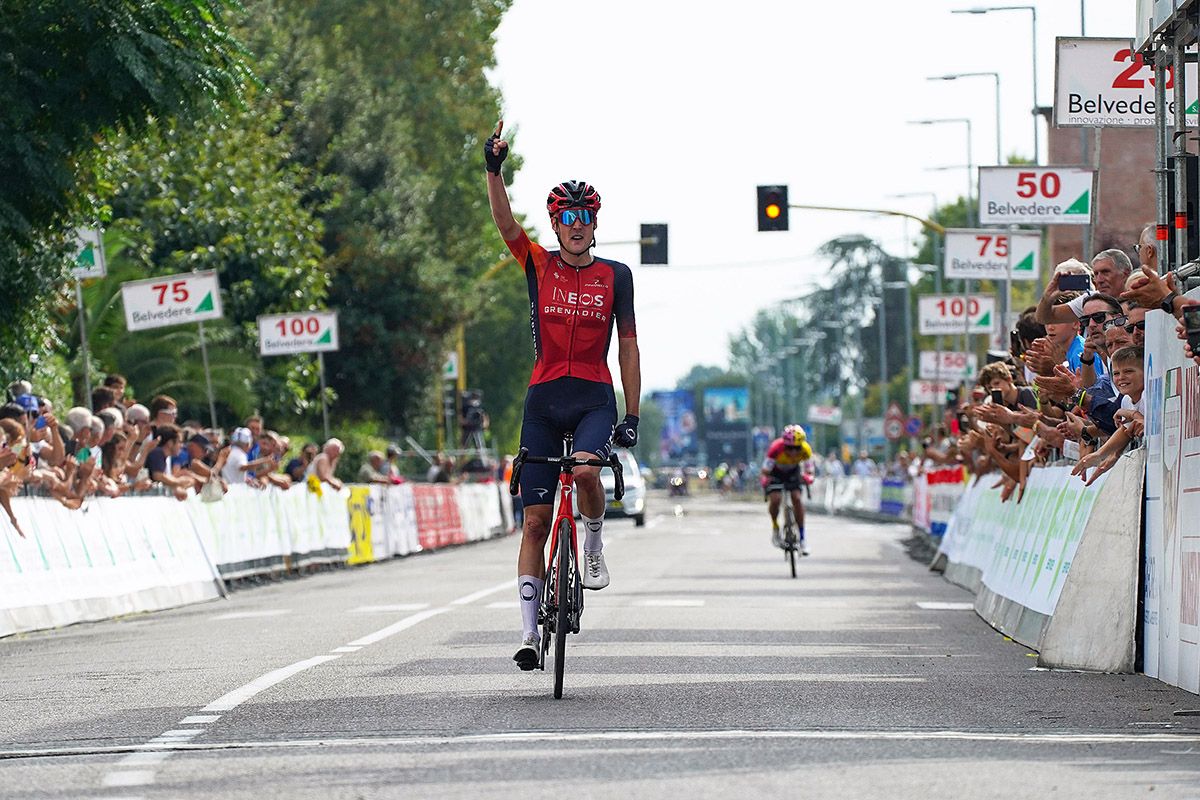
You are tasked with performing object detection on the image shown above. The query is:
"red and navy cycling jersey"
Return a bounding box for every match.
[504,228,636,386]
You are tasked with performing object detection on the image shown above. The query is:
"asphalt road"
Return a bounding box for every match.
[2,491,1199,799]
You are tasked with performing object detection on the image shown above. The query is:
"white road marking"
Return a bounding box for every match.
[349,604,430,613]
[331,646,363,653]
[202,655,342,713]
[156,729,204,739]
[345,608,449,647]
[632,599,706,607]
[485,601,520,609]
[916,602,975,611]
[115,751,171,767]
[101,770,155,787]
[178,715,220,725]
[211,610,291,620]
[450,580,514,606]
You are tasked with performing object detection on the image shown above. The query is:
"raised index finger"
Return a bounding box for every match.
[493,119,504,139]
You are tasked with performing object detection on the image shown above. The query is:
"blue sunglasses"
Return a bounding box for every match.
[557,208,593,226]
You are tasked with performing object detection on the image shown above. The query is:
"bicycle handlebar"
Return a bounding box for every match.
[509,447,624,502]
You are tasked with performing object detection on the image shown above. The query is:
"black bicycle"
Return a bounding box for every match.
[510,434,623,699]
[769,478,811,578]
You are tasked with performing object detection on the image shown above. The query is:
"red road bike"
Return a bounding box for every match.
[510,434,624,699]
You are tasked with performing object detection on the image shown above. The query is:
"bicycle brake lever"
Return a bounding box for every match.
[610,453,625,502]
[510,447,528,496]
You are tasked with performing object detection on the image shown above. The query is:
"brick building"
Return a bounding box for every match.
[1044,120,1156,268]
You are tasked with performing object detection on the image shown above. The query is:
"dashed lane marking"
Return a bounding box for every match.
[101,770,155,787]
[916,602,975,611]
[178,715,220,725]
[345,608,449,648]
[349,604,430,613]
[450,580,514,606]
[632,599,706,607]
[202,655,342,713]
[211,610,291,620]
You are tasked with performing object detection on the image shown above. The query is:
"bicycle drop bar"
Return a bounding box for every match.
[509,447,624,501]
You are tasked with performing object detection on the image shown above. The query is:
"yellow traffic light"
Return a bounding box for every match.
[765,203,781,220]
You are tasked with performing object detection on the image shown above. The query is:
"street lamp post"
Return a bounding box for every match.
[927,72,1002,164]
[952,6,1039,164]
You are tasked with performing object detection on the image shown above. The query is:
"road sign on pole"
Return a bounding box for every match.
[1007,230,1042,281]
[919,351,978,382]
[943,228,1041,281]
[1054,37,1198,128]
[910,380,954,406]
[918,295,996,336]
[257,311,339,356]
[72,228,107,280]
[978,167,1095,226]
[120,271,223,331]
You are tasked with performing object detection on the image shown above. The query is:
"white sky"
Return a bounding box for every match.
[490,0,1132,393]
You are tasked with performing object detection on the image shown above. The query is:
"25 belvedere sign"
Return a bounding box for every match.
[121,270,223,332]
[978,167,1095,226]
[918,294,996,336]
[944,228,1042,281]
[1054,37,1198,128]
[257,311,339,356]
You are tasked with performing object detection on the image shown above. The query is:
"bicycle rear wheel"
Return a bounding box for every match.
[553,517,572,699]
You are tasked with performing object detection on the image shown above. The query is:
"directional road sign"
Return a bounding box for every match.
[121,271,222,332]
[258,311,339,356]
[918,295,997,336]
[978,167,1095,226]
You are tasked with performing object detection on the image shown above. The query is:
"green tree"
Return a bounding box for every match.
[0,0,250,387]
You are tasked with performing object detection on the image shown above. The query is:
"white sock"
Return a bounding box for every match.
[518,575,543,640]
[581,512,604,552]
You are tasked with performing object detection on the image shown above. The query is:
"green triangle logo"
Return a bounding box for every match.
[315,329,331,344]
[1188,99,1199,114]
[194,292,214,313]
[975,311,991,329]
[1064,190,1090,215]
[76,246,95,267]
[1013,252,1034,273]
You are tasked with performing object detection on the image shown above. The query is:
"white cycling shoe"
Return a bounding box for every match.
[770,527,783,548]
[513,634,539,671]
[582,550,610,590]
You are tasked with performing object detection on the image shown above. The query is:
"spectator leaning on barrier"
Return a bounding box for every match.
[285,442,317,483]
[221,427,276,487]
[357,451,391,485]
[852,451,877,477]
[307,438,344,491]
[244,415,263,460]
[146,424,197,500]
[1073,346,1146,486]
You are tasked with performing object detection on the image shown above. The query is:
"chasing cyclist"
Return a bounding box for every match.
[484,121,641,671]
[760,424,813,554]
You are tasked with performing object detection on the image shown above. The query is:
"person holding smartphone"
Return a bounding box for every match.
[484,119,641,671]
[1035,252,1133,326]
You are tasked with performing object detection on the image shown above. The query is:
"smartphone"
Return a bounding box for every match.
[1059,273,1091,292]
[33,415,47,430]
[990,389,1004,405]
[1184,307,1200,353]
[1009,329,1024,358]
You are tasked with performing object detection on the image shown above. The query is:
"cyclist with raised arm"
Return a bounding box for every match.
[760,425,813,554]
[484,121,641,671]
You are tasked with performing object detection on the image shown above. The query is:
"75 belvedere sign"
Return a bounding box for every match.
[121,270,223,332]
[978,167,1094,226]
[944,228,1041,282]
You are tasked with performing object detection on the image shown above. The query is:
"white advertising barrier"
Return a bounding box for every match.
[368,484,421,559]
[978,167,1094,226]
[456,483,506,542]
[0,495,222,638]
[183,484,351,578]
[936,458,1144,672]
[911,466,967,539]
[1143,300,1200,694]
[1054,37,1198,128]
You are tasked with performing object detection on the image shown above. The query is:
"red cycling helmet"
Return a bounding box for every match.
[546,180,601,216]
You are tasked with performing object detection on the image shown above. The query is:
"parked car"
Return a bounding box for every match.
[572,449,646,526]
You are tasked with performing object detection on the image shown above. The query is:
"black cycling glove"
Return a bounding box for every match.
[484,135,507,175]
[614,414,639,448]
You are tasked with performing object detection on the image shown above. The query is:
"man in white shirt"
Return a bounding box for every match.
[221,427,253,485]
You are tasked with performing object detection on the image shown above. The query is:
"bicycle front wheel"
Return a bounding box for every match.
[784,505,798,578]
[553,517,572,699]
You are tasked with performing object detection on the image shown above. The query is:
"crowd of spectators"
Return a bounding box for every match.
[902,225,1198,502]
[0,375,350,537]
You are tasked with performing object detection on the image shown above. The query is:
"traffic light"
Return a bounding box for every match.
[640,223,668,265]
[756,185,789,231]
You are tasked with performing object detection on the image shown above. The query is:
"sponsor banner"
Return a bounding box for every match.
[1143,297,1200,693]
[347,487,374,565]
[258,311,339,356]
[880,478,907,517]
[652,389,699,462]
[808,404,843,425]
[121,270,223,331]
[703,386,751,462]
[919,351,978,382]
[912,466,967,537]
[943,228,1039,282]
[918,294,996,336]
[72,228,107,279]
[939,465,1111,617]
[412,484,466,550]
[0,495,220,638]
[1054,37,1198,128]
[978,167,1095,226]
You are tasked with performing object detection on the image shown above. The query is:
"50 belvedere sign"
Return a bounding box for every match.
[121,271,222,332]
[257,311,339,356]
[978,166,1094,226]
